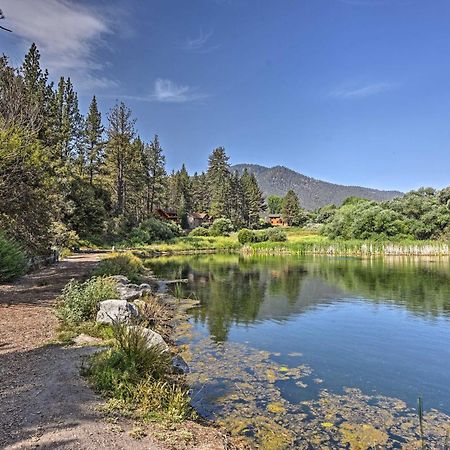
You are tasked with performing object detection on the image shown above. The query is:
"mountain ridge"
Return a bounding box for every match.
[231,163,403,210]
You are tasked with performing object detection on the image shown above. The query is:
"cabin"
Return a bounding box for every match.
[268,214,284,226]
[155,208,179,223]
[187,212,212,229]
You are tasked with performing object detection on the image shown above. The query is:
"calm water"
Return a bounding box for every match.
[148,254,450,448]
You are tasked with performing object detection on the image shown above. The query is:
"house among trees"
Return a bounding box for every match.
[268,214,284,226]
[155,208,179,223]
[187,212,211,229]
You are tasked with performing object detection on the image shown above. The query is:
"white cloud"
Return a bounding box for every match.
[1,0,118,90]
[329,82,394,99]
[124,79,207,103]
[181,30,219,53]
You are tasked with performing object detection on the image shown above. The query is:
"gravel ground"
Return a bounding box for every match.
[0,254,236,450]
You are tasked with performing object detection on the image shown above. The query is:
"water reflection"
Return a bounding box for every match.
[148,254,450,341]
[147,254,450,448]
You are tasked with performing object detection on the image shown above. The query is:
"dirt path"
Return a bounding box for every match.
[0,254,233,449]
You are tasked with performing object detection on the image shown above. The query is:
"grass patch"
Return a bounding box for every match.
[85,324,192,423]
[93,252,145,283]
[136,235,240,254]
[56,321,115,344]
[56,276,118,326]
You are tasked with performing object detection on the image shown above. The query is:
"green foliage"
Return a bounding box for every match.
[0,232,28,282]
[0,127,55,254]
[238,228,257,244]
[86,324,191,422]
[282,190,301,226]
[265,227,287,242]
[323,188,450,241]
[56,276,118,325]
[50,221,79,250]
[238,227,287,244]
[267,195,283,215]
[93,252,145,282]
[189,226,209,236]
[127,217,181,246]
[209,218,234,236]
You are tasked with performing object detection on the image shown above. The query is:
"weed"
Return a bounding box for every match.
[56,276,118,325]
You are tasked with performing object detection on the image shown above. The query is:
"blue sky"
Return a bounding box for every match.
[2,0,450,191]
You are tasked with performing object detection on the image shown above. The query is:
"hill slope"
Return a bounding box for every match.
[231,164,403,210]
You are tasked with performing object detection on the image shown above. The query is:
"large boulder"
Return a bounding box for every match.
[129,326,169,352]
[96,299,140,324]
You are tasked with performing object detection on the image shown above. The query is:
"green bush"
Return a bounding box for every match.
[93,252,145,283]
[209,218,234,236]
[189,226,209,237]
[0,233,27,282]
[56,276,118,325]
[265,227,287,242]
[127,217,181,246]
[86,325,191,422]
[238,228,256,244]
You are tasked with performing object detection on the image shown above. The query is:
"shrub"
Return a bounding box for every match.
[265,227,287,242]
[189,226,209,237]
[86,325,191,422]
[209,218,234,236]
[128,218,181,245]
[238,228,256,244]
[93,252,145,282]
[0,232,28,282]
[56,276,118,325]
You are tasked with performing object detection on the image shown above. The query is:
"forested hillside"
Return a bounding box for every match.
[232,164,403,210]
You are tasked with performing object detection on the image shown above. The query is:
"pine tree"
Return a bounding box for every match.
[282,190,300,226]
[106,102,136,216]
[143,134,166,215]
[84,96,105,184]
[229,171,245,228]
[240,169,266,228]
[21,43,48,134]
[207,147,231,219]
[191,172,210,212]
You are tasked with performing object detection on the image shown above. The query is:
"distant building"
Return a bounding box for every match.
[155,208,179,223]
[187,212,212,229]
[268,214,284,226]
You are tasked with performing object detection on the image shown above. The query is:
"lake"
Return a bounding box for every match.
[147,254,450,448]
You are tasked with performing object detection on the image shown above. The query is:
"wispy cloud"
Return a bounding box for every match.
[329,82,394,99]
[181,30,219,53]
[123,79,208,103]
[1,0,119,90]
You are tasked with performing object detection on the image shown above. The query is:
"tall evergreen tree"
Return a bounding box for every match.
[84,96,105,184]
[207,147,231,218]
[143,134,166,215]
[191,171,210,212]
[106,102,136,216]
[240,169,266,228]
[282,190,300,226]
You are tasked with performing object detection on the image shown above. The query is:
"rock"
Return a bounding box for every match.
[117,284,153,302]
[117,285,141,302]
[108,275,130,285]
[129,326,169,352]
[172,355,189,374]
[96,300,140,324]
[73,334,103,346]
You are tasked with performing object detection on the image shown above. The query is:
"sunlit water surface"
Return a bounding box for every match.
[147,254,450,448]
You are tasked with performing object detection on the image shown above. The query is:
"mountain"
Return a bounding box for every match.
[231,164,403,211]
